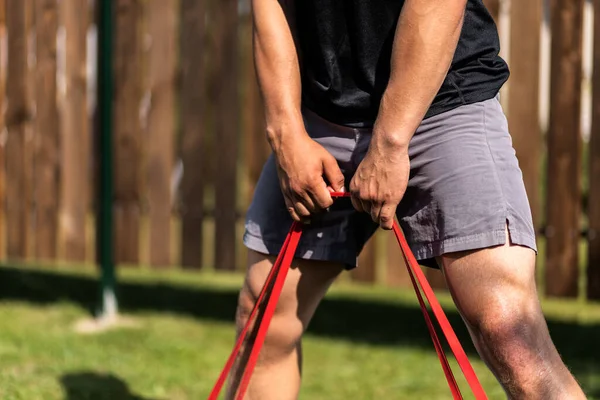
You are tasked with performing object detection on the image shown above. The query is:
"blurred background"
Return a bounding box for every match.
[0,0,599,399]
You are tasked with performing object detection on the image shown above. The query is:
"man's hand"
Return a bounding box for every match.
[251,0,344,222]
[348,0,466,230]
[350,135,409,230]
[272,128,345,223]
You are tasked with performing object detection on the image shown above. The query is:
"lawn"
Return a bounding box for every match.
[1,265,600,399]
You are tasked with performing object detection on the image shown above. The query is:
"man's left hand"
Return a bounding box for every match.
[349,135,410,230]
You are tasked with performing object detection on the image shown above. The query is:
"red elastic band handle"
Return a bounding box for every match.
[393,222,462,399]
[392,221,488,400]
[235,222,303,399]
[207,223,301,400]
[331,193,469,398]
[209,192,487,399]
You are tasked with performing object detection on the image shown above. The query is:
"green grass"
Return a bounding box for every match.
[1,266,600,399]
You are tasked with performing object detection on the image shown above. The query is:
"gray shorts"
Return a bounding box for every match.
[243,97,537,269]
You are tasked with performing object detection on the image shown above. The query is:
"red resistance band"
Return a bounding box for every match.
[209,193,488,400]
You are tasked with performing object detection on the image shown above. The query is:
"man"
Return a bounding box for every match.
[231,0,587,398]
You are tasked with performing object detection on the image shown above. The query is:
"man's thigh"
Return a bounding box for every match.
[437,229,539,330]
[239,250,345,339]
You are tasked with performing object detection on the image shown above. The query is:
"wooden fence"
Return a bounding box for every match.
[0,0,598,300]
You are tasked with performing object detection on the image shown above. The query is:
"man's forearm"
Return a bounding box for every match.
[374,0,467,148]
[252,0,305,147]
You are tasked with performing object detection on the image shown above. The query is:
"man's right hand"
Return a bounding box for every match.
[253,0,340,222]
[271,130,345,223]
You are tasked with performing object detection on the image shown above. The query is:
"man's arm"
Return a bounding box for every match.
[374,0,467,146]
[252,0,303,144]
[252,0,344,222]
[350,0,467,228]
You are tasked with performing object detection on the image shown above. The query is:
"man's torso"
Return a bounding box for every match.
[294,0,510,127]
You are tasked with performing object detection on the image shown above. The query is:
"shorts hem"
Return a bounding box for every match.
[411,229,538,267]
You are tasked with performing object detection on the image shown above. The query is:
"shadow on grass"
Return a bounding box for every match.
[2,265,600,395]
[60,372,159,400]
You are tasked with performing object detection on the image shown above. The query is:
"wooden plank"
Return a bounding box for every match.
[385,230,410,287]
[5,0,34,260]
[426,267,447,290]
[204,4,218,192]
[25,0,34,259]
[113,0,142,265]
[0,0,6,260]
[245,101,270,200]
[86,1,94,216]
[180,0,206,269]
[587,0,600,299]
[352,235,377,283]
[507,0,542,229]
[240,11,269,202]
[545,0,584,298]
[385,227,444,289]
[33,0,59,261]
[483,0,501,22]
[214,0,239,271]
[145,0,177,268]
[60,0,89,262]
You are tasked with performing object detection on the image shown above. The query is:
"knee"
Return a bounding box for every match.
[235,287,304,357]
[468,292,543,353]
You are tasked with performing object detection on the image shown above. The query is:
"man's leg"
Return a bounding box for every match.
[439,229,586,399]
[226,250,345,400]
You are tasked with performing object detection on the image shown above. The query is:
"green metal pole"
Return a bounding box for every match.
[96,0,117,320]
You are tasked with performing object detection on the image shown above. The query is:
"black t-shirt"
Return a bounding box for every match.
[295,0,510,127]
